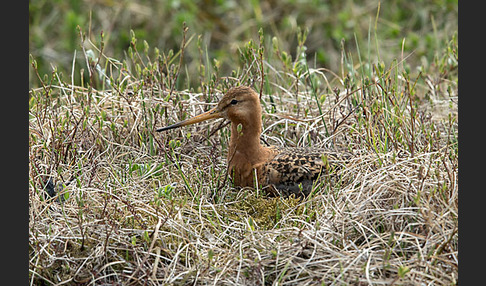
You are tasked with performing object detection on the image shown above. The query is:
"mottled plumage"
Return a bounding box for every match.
[157,86,349,197]
[260,147,345,196]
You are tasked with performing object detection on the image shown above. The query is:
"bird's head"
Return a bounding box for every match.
[157,86,261,132]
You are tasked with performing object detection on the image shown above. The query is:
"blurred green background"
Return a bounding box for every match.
[29,0,457,89]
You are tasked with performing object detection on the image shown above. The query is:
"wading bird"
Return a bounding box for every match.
[157,86,347,197]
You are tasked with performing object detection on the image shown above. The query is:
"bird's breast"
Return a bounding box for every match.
[228,147,278,188]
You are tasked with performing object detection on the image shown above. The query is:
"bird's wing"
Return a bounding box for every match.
[261,147,349,197]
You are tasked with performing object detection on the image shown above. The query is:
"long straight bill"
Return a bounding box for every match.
[156,107,222,132]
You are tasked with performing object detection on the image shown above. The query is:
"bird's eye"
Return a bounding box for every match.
[230,99,238,105]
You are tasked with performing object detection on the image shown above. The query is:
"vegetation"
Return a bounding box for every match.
[29,0,457,284]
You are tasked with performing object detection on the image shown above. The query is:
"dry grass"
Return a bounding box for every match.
[29,29,457,285]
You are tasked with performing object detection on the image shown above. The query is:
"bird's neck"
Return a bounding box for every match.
[228,120,265,162]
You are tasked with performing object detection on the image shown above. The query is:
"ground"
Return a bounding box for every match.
[29,1,457,285]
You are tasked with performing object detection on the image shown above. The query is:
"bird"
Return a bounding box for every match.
[157,86,349,197]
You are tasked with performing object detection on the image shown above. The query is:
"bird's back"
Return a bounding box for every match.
[261,146,350,197]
